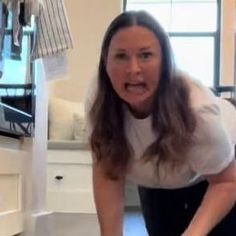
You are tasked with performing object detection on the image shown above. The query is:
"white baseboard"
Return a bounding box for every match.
[33,212,55,236]
[21,211,54,236]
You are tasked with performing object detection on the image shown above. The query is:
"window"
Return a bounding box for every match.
[125,0,220,87]
[0,13,35,137]
[1,34,31,86]
[0,15,35,95]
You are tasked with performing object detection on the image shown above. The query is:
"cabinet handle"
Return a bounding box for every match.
[55,175,63,180]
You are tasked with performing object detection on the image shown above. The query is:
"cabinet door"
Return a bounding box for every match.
[47,150,96,213]
[0,149,24,236]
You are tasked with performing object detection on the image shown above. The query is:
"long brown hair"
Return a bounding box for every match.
[89,11,196,179]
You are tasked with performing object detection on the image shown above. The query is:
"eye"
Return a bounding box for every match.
[139,51,153,60]
[114,52,128,60]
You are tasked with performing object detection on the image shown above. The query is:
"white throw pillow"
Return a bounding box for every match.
[48,97,84,140]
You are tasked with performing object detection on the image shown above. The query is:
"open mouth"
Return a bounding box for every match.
[125,83,147,94]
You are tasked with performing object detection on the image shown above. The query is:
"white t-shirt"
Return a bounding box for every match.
[85,77,236,189]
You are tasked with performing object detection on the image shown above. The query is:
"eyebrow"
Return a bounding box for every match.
[114,47,152,52]
[140,47,151,51]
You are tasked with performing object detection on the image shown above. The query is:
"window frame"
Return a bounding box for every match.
[123,0,221,88]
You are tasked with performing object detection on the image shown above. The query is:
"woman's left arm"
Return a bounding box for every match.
[182,159,236,236]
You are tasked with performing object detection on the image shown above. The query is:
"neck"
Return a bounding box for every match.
[127,105,151,119]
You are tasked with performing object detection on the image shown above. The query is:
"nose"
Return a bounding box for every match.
[127,56,141,75]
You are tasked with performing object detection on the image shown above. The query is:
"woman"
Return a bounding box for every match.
[86,11,236,236]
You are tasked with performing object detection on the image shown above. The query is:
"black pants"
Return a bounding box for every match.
[138,181,236,236]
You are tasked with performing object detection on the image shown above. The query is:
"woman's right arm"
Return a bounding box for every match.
[93,162,125,236]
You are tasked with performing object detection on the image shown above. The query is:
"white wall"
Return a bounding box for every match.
[220,0,236,85]
[49,0,123,102]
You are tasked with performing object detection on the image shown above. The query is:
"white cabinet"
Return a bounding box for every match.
[46,149,96,213]
[46,147,140,214]
[0,148,24,236]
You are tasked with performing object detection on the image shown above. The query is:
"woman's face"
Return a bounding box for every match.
[106,25,162,117]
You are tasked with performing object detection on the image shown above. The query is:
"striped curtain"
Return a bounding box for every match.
[31,0,73,60]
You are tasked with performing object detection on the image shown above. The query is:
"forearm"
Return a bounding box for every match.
[183,181,236,236]
[93,163,125,236]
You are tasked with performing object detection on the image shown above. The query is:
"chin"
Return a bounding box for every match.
[124,94,152,106]
[126,99,151,112]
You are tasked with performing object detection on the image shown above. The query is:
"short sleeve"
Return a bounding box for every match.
[189,103,235,176]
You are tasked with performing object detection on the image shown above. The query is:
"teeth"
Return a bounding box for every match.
[126,83,146,94]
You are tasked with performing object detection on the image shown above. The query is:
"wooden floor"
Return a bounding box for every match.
[53,210,148,236]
